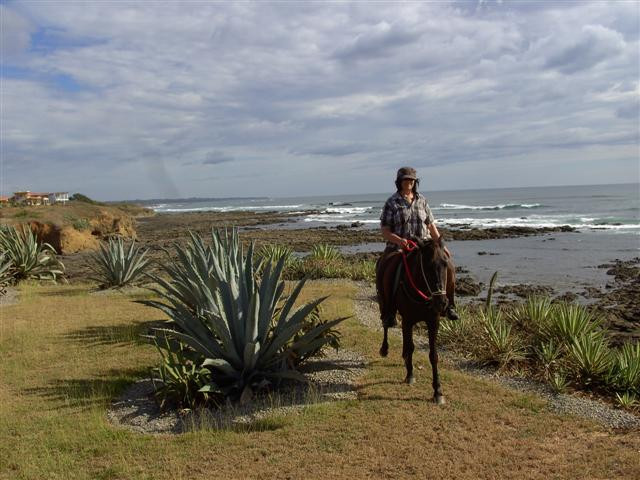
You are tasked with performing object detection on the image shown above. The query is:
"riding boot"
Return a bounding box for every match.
[445,258,459,321]
[376,250,399,328]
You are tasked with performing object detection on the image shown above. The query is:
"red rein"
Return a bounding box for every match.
[401,240,430,301]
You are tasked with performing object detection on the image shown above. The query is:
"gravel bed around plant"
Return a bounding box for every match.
[353,281,640,431]
[107,347,367,435]
[0,287,19,307]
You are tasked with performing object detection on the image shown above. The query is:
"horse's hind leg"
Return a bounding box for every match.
[379,327,389,357]
[428,316,445,404]
[402,321,415,384]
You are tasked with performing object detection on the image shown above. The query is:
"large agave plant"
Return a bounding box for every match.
[0,224,64,282]
[143,228,348,404]
[88,237,150,288]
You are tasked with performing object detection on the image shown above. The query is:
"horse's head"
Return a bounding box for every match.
[416,237,449,315]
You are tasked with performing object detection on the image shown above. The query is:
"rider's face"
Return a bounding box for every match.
[401,179,415,190]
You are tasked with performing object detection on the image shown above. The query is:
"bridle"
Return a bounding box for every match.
[400,239,447,304]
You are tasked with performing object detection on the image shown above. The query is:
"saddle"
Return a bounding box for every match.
[375,250,404,326]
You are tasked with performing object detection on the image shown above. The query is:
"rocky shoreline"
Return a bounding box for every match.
[54,209,638,342]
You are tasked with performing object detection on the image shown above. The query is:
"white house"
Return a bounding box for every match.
[49,192,69,205]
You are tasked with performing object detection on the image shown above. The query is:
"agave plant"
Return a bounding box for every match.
[150,335,212,410]
[88,236,150,288]
[549,371,569,394]
[543,303,602,345]
[615,391,638,409]
[566,332,612,387]
[310,244,341,261]
[510,295,554,334]
[0,224,64,282]
[143,228,348,404]
[256,244,293,269]
[480,309,526,368]
[535,339,563,378]
[608,342,640,395]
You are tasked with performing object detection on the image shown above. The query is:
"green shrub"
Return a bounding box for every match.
[72,218,91,231]
[566,333,612,387]
[150,335,212,410]
[615,391,638,409]
[608,342,640,395]
[535,339,563,378]
[479,309,526,368]
[549,371,570,394]
[0,225,64,282]
[509,295,554,335]
[88,237,150,288]
[143,228,348,405]
[310,244,341,261]
[543,303,602,345]
[69,193,103,205]
[284,257,375,282]
[256,244,294,270]
[438,306,481,350]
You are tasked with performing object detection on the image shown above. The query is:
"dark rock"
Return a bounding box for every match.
[456,276,483,296]
[496,284,555,298]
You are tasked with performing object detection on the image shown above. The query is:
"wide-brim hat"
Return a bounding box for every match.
[396,167,417,181]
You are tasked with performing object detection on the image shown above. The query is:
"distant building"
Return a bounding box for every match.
[49,192,69,205]
[11,191,51,206]
[0,196,9,205]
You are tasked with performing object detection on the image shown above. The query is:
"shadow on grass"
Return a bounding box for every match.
[62,320,167,347]
[23,367,151,410]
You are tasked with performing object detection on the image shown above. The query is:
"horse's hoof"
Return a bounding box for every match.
[379,346,388,357]
[434,395,446,405]
[405,376,415,385]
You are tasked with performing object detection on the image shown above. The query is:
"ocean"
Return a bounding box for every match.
[147,183,639,233]
[144,183,639,291]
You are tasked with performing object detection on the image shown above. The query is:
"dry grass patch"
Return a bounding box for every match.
[0,280,638,480]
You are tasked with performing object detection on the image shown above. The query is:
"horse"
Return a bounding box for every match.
[378,238,451,405]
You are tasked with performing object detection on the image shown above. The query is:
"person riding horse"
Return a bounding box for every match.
[376,167,459,328]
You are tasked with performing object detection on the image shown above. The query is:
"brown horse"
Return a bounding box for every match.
[378,238,450,405]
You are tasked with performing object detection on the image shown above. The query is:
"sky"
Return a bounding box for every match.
[1,0,639,201]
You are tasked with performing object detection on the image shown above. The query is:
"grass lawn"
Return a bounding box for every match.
[1,281,639,480]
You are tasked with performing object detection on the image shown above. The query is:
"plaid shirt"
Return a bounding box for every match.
[380,192,435,247]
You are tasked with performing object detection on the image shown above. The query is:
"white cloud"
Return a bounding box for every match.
[1,1,638,199]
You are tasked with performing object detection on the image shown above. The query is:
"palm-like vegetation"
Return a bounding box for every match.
[0,225,64,282]
[88,237,150,288]
[310,244,341,261]
[144,229,347,405]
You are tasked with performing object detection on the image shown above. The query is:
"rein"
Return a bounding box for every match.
[400,240,431,302]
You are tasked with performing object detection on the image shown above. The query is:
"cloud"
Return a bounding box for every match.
[202,151,234,165]
[1,1,638,199]
[1,6,34,58]
[544,24,626,74]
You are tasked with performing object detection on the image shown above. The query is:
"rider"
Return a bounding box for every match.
[377,166,459,327]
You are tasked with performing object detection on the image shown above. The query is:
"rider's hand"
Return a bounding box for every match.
[399,238,408,249]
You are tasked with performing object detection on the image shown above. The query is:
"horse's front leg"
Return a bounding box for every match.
[402,320,415,384]
[428,315,445,405]
[379,326,389,357]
